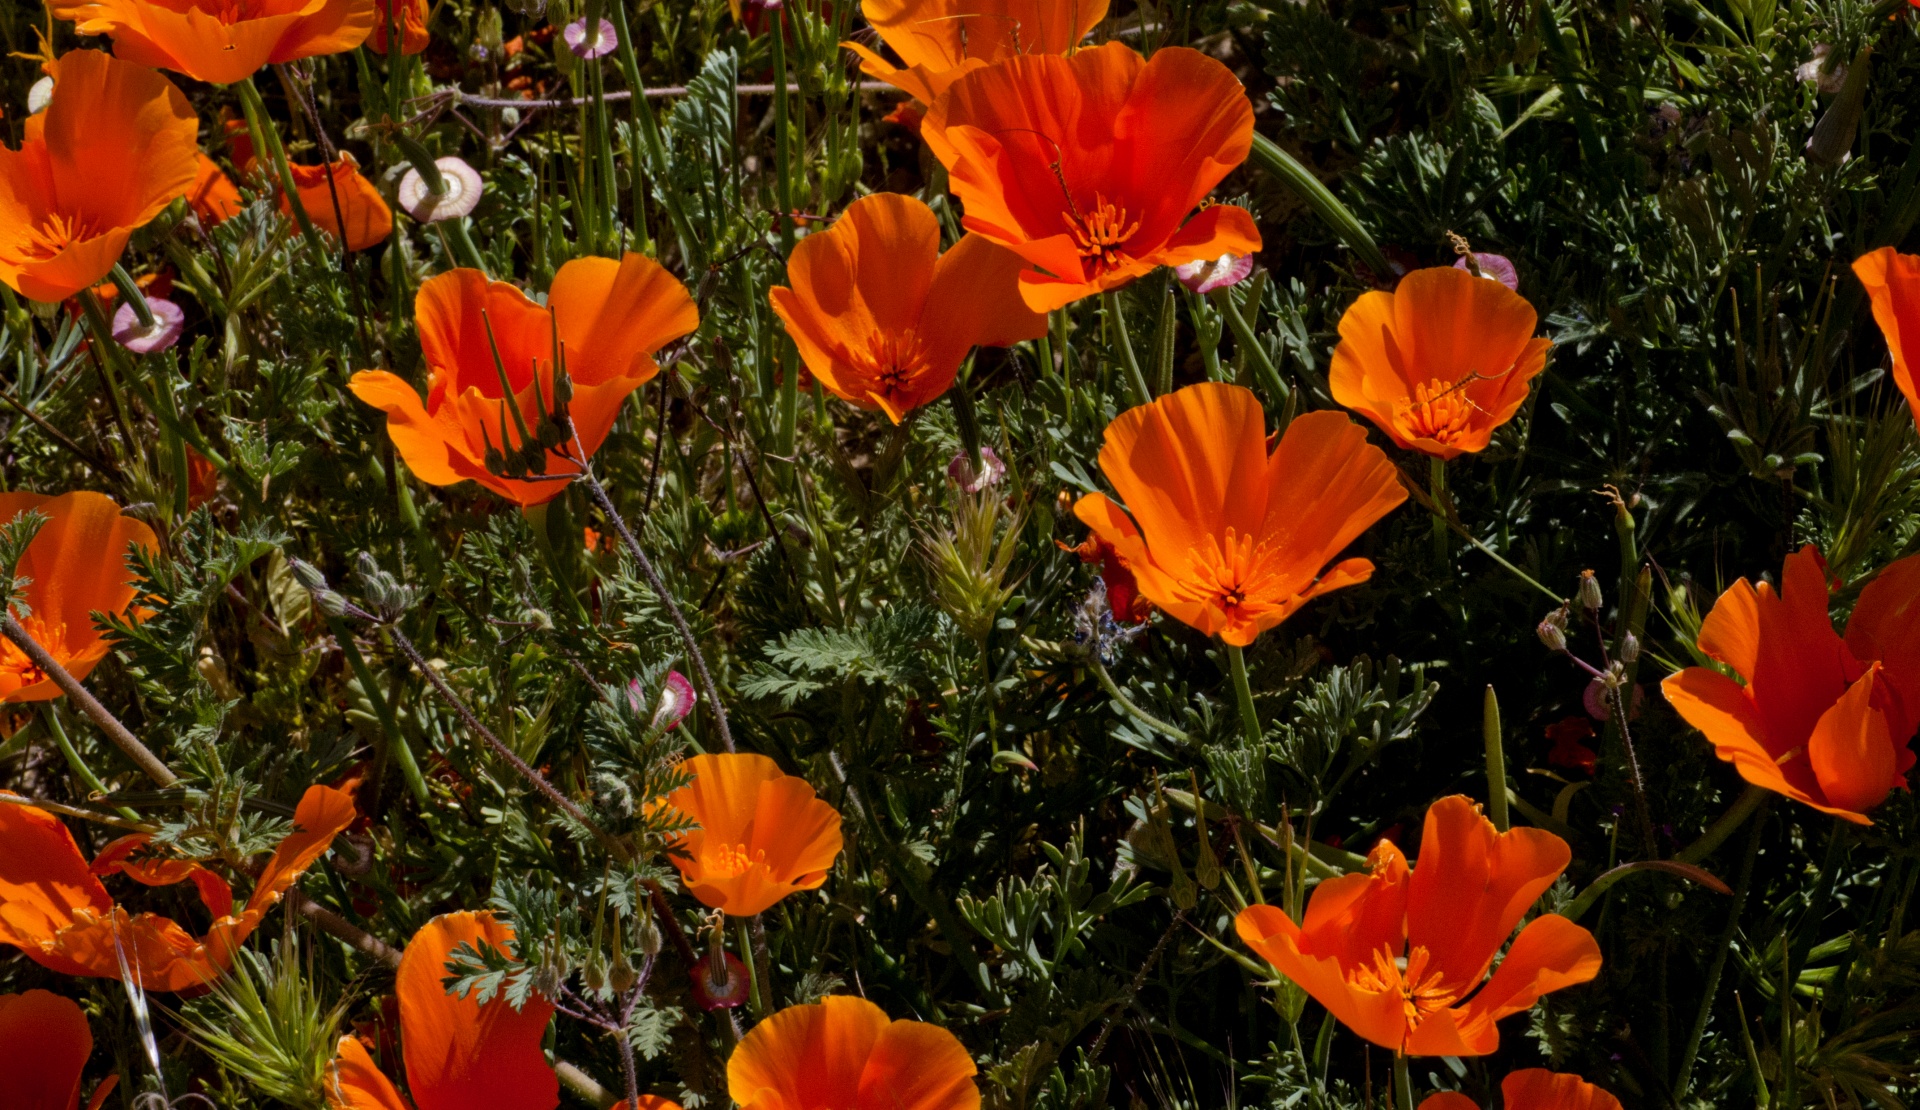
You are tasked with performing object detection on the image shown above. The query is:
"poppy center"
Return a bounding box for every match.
[1349,944,1460,1031]
[23,212,103,261]
[1394,378,1482,445]
[1062,193,1141,275]
[705,842,765,879]
[0,615,71,692]
[848,328,930,403]
[1168,529,1288,623]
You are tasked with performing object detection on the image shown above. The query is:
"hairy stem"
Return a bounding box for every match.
[2,617,176,787]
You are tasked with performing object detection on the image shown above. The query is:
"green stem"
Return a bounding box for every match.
[76,292,142,455]
[1675,784,1769,864]
[1674,798,1765,1097]
[1090,655,1193,746]
[443,217,490,273]
[1483,685,1508,832]
[161,240,229,317]
[327,614,428,809]
[236,76,326,257]
[1103,290,1153,406]
[108,264,156,330]
[1392,1054,1415,1110]
[770,12,795,256]
[1227,643,1261,746]
[44,705,140,821]
[1428,457,1449,565]
[1212,284,1290,405]
[1246,133,1391,276]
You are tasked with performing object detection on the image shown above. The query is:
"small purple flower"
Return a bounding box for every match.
[111,297,185,354]
[1174,253,1253,294]
[563,17,619,58]
[651,670,696,730]
[1453,252,1519,291]
[1584,675,1644,721]
[397,156,484,224]
[948,446,1005,493]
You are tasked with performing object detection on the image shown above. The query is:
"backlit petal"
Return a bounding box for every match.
[1236,904,1409,1051]
[324,1035,411,1110]
[729,996,890,1110]
[398,913,558,1110]
[550,252,699,387]
[1500,1069,1623,1110]
[857,1016,981,1110]
[1853,246,1920,430]
[1804,667,1895,822]
[1406,795,1571,995]
[0,990,91,1110]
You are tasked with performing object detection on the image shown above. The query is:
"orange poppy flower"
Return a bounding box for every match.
[188,152,245,226]
[1853,246,1919,431]
[349,254,698,507]
[0,990,119,1110]
[1329,266,1551,459]
[661,753,843,917]
[0,50,199,304]
[324,912,558,1110]
[368,0,429,55]
[843,0,1109,105]
[768,193,1045,422]
[1661,545,1920,825]
[0,491,159,702]
[0,784,357,992]
[729,995,979,1110]
[286,156,391,252]
[52,0,376,86]
[918,42,1260,312]
[1235,795,1602,1056]
[1420,1070,1621,1110]
[1072,383,1405,646]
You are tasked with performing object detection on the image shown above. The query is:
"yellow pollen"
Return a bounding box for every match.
[705,842,764,880]
[1348,944,1459,1030]
[1393,378,1484,445]
[0,616,69,690]
[1061,193,1141,274]
[1164,529,1290,622]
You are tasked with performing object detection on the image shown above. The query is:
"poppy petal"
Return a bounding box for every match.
[398,912,558,1110]
[1843,551,1920,749]
[1406,795,1571,995]
[1147,204,1262,273]
[1500,1069,1623,1110]
[1661,667,1820,810]
[0,990,91,1110]
[1416,1095,1480,1110]
[550,252,699,387]
[729,995,889,1110]
[324,1034,411,1110]
[1236,904,1409,1051]
[1853,246,1920,429]
[1096,381,1271,564]
[0,795,113,961]
[1437,914,1600,1053]
[348,371,470,488]
[856,1016,981,1110]
[1804,667,1895,821]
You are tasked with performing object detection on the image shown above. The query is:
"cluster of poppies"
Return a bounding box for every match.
[2,0,1920,1102]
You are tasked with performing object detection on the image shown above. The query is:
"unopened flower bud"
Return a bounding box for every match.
[609,949,638,994]
[1537,609,1569,653]
[1577,570,1602,613]
[1619,632,1641,664]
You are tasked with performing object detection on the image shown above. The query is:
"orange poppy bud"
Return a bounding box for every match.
[842,0,1109,105]
[0,491,159,701]
[919,42,1262,313]
[1236,795,1602,1056]
[1419,1069,1622,1110]
[1329,266,1552,460]
[286,156,392,252]
[0,990,117,1110]
[187,152,245,226]
[1662,545,1920,825]
[324,912,559,1110]
[769,193,1045,423]
[0,784,356,991]
[729,995,979,1110]
[1852,246,1919,432]
[52,0,377,86]
[350,254,698,507]
[1073,383,1406,647]
[0,50,199,304]
[660,753,843,917]
[368,0,429,55]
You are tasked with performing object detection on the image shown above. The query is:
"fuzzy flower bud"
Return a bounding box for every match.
[1576,570,1602,613]
[1537,608,1569,653]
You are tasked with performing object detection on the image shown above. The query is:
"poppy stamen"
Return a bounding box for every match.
[1170,529,1287,621]
[1062,191,1140,274]
[1395,376,1493,446]
[705,842,767,879]
[23,212,103,261]
[1348,944,1460,1031]
[0,615,67,689]
[848,328,931,408]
